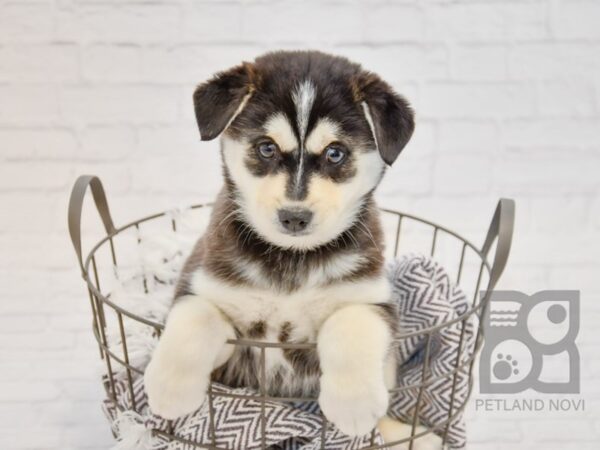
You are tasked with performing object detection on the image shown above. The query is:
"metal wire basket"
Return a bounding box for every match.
[68,175,514,450]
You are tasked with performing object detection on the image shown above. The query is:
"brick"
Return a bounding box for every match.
[62,425,114,448]
[59,86,179,125]
[137,124,201,156]
[0,403,39,429]
[0,234,76,270]
[1,430,62,450]
[0,128,78,160]
[0,331,76,351]
[0,316,46,333]
[452,45,507,81]
[141,44,258,84]
[240,2,363,44]
[62,425,113,449]
[439,121,499,154]
[508,231,600,265]
[131,154,222,196]
[82,45,141,83]
[181,2,243,42]
[504,1,550,41]
[552,0,600,39]
[378,155,433,197]
[0,192,63,233]
[56,3,180,44]
[0,162,72,191]
[337,45,449,83]
[60,380,107,401]
[69,162,131,194]
[469,419,522,442]
[80,126,136,161]
[503,119,600,151]
[364,5,424,41]
[545,265,600,291]
[0,86,59,125]
[405,121,436,159]
[432,153,493,195]
[426,2,549,42]
[0,3,54,43]
[537,81,596,117]
[0,45,79,83]
[530,197,592,233]
[0,382,60,402]
[38,400,107,427]
[527,419,595,443]
[495,155,599,195]
[509,43,600,80]
[426,3,505,41]
[420,83,535,119]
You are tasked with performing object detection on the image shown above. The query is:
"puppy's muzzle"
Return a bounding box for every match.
[278,208,313,234]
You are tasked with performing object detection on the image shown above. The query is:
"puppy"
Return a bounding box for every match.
[145,51,441,449]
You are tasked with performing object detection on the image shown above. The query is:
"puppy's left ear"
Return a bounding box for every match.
[355,73,415,166]
[193,62,255,141]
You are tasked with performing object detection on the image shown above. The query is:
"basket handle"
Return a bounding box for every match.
[68,175,116,277]
[481,198,515,290]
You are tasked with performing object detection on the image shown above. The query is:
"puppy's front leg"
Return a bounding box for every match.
[144,296,234,419]
[318,304,392,437]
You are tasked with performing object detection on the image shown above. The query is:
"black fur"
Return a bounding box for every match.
[193,50,414,166]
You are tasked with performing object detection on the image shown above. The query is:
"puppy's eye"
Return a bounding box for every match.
[256,141,278,159]
[325,145,347,164]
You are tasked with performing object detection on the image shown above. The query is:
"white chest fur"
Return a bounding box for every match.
[188,267,392,390]
[189,268,392,338]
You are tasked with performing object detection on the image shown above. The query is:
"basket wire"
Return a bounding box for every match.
[68,175,515,450]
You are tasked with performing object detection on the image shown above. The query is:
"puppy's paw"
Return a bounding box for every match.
[318,373,389,437]
[378,416,443,450]
[144,353,209,420]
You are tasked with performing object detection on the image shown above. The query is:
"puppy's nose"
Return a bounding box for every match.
[278,208,313,233]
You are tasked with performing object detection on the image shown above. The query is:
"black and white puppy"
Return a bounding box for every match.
[145,51,441,448]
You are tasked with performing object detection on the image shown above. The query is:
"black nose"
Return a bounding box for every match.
[278,208,313,233]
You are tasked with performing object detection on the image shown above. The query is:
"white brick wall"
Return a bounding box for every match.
[1,0,599,448]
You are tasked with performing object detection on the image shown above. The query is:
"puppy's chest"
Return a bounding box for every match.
[216,285,331,342]
[191,268,391,395]
[190,267,391,336]
[203,281,330,395]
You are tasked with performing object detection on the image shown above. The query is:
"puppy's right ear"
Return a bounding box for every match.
[193,63,255,141]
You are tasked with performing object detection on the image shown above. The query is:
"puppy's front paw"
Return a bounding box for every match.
[318,373,389,437]
[144,353,209,420]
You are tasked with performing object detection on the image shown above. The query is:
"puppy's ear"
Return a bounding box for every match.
[193,62,255,141]
[354,73,414,166]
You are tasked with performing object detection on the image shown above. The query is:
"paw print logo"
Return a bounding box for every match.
[493,354,519,380]
[480,291,579,394]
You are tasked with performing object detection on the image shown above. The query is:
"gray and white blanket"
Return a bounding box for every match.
[102,248,475,450]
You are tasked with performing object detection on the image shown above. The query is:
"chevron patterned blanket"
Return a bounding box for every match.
[102,253,474,450]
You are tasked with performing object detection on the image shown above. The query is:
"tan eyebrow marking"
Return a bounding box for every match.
[305,118,341,154]
[264,112,298,152]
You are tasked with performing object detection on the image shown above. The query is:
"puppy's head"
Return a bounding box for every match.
[194,51,414,250]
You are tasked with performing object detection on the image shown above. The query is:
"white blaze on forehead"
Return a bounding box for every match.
[264,113,298,152]
[291,80,316,194]
[305,118,341,155]
[292,80,316,144]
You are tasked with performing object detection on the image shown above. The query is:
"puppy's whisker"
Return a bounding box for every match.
[355,219,380,252]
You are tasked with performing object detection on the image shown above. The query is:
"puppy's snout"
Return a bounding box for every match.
[278,208,313,233]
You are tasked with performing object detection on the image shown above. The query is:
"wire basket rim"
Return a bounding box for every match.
[81,202,492,338]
